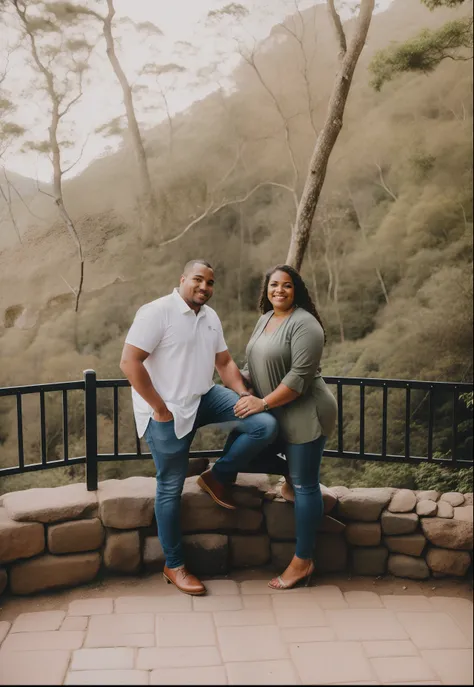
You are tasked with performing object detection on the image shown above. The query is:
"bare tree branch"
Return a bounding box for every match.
[158,180,297,248]
[0,174,22,243]
[327,0,347,60]
[239,46,300,192]
[375,162,398,201]
[347,187,390,304]
[2,167,48,221]
[62,134,89,175]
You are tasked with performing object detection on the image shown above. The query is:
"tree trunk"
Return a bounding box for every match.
[50,101,84,312]
[286,0,375,270]
[307,239,320,309]
[103,0,157,244]
[14,0,84,310]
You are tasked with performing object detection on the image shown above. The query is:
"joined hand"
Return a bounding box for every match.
[234,394,264,419]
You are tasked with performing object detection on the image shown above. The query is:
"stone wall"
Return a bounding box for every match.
[0,475,472,596]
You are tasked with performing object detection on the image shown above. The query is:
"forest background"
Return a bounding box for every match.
[0,0,472,495]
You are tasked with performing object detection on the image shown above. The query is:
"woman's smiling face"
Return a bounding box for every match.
[267,270,295,312]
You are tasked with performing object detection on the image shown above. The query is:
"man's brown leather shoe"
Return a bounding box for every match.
[197,469,237,510]
[163,565,206,596]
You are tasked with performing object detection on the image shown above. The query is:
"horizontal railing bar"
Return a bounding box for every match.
[323,378,473,391]
[2,378,472,397]
[323,449,472,466]
[0,457,86,476]
[0,381,84,396]
[96,450,225,461]
[96,379,130,389]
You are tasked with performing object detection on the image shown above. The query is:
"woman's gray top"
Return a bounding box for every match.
[244,307,337,444]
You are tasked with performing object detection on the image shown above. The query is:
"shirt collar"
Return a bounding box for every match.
[172,288,207,318]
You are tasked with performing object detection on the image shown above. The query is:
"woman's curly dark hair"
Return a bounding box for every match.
[258,264,326,342]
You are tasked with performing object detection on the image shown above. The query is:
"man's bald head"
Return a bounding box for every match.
[183,259,213,276]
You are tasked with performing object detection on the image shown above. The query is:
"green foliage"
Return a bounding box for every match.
[369,18,473,90]
[422,0,466,8]
[207,4,249,20]
[409,150,436,180]
[320,457,473,492]
[414,460,473,491]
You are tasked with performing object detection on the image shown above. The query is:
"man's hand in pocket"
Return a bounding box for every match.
[153,407,173,422]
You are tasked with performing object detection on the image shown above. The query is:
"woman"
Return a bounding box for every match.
[234,264,337,590]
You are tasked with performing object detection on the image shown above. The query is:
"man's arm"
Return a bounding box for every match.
[120,343,172,421]
[215,350,249,396]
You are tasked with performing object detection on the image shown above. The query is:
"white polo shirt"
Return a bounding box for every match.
[125,288,228,439]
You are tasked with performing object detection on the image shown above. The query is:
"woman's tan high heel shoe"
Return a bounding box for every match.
[268,560,315,590]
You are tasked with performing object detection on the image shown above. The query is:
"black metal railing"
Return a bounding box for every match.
[0,370,472,491]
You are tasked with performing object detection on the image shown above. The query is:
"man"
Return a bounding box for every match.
[120,259,278,596]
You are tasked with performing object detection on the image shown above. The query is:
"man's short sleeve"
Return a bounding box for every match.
[215,318,227,353]
[125,302,165,354]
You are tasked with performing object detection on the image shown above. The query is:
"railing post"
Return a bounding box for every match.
[84,369,98,491]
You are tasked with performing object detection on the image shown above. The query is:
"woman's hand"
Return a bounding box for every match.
[234,394,264,419]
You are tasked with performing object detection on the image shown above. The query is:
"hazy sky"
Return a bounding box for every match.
[1,0,392,181]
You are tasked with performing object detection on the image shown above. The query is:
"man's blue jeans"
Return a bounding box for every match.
[144,384,279,569]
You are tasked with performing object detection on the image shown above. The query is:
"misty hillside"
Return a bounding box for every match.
[0,0,472,492]
[1,0,471,372]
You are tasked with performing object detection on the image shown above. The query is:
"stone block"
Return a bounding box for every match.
[351,546,388,576]
[388,489,416,513]
[384,533,426,556]
[421,517,473,550]
[2,483,98,523]
[453,505,473,522]
[387,554,430,580]
[416,500,437,516]
[330,485,350,499]
[336,488,394,522]
[381,510,419,535]
[181,478,262,533]
[416,490,440,502]
[182,533,228,576]
[345,522,381,547]
[439,492,464,507]
[0,507,45,563]
[463,493,473,506]
[234,473,275,492]
[263,500,295,540]
[186,457,209,478]
[426,547,471,577]
[48,518,104,554]
[320,514,346,534]
[231,485,262,509]
[0,567,7,595]
[230,534,270,568]
[270,541,294,569]
[143,536,165,571]
[314,533,348,573]
[437,501,454,518]
[104,530,141,573]
[98,477,155,529]
[9,552,100,595]
[321,485,338,513]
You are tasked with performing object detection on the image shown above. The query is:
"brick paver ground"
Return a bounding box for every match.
[0,570,472,685]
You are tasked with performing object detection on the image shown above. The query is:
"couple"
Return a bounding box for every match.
[120,259,337,596]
